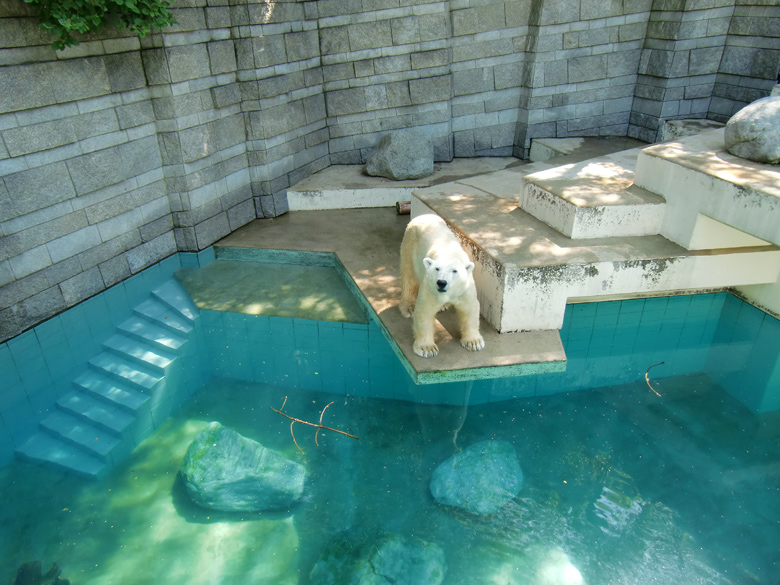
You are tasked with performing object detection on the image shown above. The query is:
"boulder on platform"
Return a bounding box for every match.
[430,440,523,515]
[181,422,305,512]
[724,96,780,165]
[365,129,434,180]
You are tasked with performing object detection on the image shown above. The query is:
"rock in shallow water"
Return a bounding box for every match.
[430,440,523,515]
[181,422,305,512]
[365,129,434,180]
[724,96,780,165]
[310,533,446,585]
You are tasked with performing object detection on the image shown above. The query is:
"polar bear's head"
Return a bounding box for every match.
[422,256,474,295]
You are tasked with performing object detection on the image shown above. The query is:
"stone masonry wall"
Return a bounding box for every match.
[1,0,778,343]
[710,0,780,121]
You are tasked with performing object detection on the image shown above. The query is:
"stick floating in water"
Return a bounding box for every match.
[645,361,664,397]
[270,396,359,455]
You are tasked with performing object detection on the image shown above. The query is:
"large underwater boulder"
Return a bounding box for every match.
[724,96,780,165]
[430,440,523,515]
[310,533,447,585]
[181,422,305,512]
[365,129,434,180]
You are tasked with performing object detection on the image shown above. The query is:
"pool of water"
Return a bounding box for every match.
[1,369,778,584]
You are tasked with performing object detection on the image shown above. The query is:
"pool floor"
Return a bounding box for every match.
[1,374,778,584]
[176,260,367,323]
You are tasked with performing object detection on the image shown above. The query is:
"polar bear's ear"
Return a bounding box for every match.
[465,261,475,274]
[423,257,435,270]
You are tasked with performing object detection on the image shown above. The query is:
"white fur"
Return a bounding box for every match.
[398,214,485,358]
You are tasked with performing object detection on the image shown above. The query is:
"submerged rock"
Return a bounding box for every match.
[365,129,434,180]
[724,96,780,165]
[310,532,446,585]
[12,561,69,585]
[181,422,306,512]
[430,440,523,515]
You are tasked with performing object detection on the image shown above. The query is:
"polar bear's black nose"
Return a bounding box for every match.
[437,280,448,291]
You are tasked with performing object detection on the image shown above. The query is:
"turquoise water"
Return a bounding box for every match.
[1,282,779,584]
[1,371,778,584]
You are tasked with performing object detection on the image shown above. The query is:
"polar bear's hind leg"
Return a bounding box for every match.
[398,229,418,318]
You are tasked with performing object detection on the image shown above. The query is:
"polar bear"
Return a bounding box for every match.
[398,214,485,358]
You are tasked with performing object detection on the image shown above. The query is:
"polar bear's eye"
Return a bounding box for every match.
[453,269,458,274]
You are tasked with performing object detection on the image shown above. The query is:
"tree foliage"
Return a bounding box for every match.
[24,0,177,50]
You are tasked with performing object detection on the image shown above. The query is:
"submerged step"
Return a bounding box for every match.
[57,392,136,437]
[117,315,187,352]
[89,352,163,392]
[40,411,120,462]
[103,334,176,374]
[134,299,194,335]
[16,432,106,480]
[152,279,199,321]
[74,371,150,413]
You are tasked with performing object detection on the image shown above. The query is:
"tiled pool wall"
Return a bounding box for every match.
[2,251,780,468]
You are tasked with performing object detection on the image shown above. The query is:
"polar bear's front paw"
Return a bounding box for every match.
[461,335,485,352]
[413,340,439,358]
[398,302,414,318]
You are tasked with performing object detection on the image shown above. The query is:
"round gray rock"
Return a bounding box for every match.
[430,440,523,515]
[365,129,434,180]
[310,533,447,585]
[181,422,306,512]
[724,96,780,165]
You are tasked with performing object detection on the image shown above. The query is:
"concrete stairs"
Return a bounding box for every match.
[413,130,780,334]
[16,279,199,479]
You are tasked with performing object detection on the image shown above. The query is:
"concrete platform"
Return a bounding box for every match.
[215,209,567,384]
[286,157,523,211]
[216,131,780,383]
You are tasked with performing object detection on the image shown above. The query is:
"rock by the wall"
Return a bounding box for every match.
[181,422,306,512]
[365,130,434,180]
[725,96,780,165]
[430,440,523,515]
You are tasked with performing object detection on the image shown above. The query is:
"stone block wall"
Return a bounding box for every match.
[710,0,780,121]
[0,0,778,343]
[629,0,779,142]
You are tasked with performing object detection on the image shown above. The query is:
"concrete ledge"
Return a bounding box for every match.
[521,147,666,239]
[637,129,780,249]
[286,158,522,210]
[214,210,567,384]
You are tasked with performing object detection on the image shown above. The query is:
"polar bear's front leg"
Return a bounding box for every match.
[455,298,485,352]
[412,305,439,358]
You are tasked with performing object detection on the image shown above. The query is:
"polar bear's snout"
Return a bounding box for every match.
[436,279,449,292]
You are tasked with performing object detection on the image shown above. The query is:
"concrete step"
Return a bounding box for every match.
[636,128,780,251]
[57,391,137,438]
[134,298,194,335]
[151,279,199,322]
[528,136,645,163]
[285,158,521,211]
[16,432,106,480]
[88,351,163,392]
[39,411,120,463]
[73,371,150,414]
[103,333,176,374]
[117,315,187,352]
[520,147,666,239]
